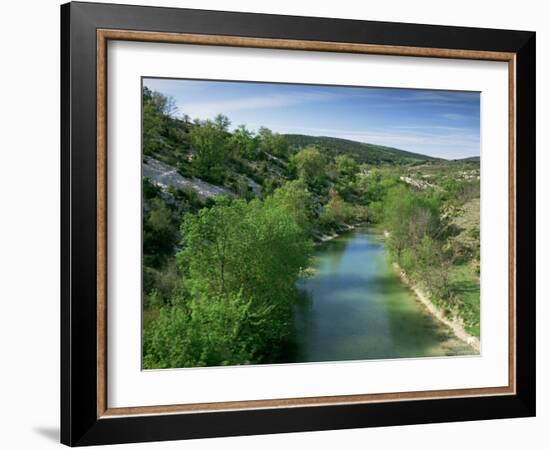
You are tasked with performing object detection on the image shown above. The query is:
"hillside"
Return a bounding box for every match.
[456,156,480,162]
[284,134,439,165]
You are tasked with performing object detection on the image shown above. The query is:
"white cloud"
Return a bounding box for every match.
[180,92,334,120]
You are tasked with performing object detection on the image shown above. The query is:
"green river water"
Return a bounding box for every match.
[288,228,476,363]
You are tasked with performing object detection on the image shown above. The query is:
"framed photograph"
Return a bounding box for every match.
[61,2,536,446]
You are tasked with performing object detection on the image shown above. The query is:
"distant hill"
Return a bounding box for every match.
[456,156,480,162]
[284,134,439,165]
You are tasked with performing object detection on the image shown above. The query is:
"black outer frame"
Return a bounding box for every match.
[60,1,536,446]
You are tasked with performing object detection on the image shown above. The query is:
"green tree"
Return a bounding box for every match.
[213,113,231,132]
[230,124,257,159]
[383,184,440,258]
[175,195,312,362]
[291,146,326,187]
[178,197,311,300]
[334,154,359,180]
[142,87,193,165]
[143,197,178,268]
[319,189,354,229]
[332,154,359,200]
[142,87,176,156]
[189,121,227,183]
[414,235,453,299]
[269,180,315,234]
[258,127,289,158]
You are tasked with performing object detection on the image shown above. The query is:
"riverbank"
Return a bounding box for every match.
[383,230,480,351]
[314,222,366,244]
[293,228,476,362]
[392,261,480,352]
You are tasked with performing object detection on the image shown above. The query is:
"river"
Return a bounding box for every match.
[288,228,476,363]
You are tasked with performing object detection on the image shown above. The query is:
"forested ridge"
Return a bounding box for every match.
[142,87,481,368]
[283,134,439,165]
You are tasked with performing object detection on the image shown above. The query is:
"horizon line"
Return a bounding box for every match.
[279,132,480,162]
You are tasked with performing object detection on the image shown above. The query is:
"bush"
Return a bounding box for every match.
[143,291,253,368]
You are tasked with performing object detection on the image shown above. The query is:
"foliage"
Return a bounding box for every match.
[213,113,231,132]
[178,196,311,300]
[143,260,182,307]
[269,180,315,234]
[143,196,179,268]
[334,154,359,180]
[290,146,326,187]
[319,190,355,230]
[229,124,257,159]
[383,184,441,257]
[143,291,254,368]
[143,193,315,367]
[258,127,289,158]
[189,120,227,183]
[142,87,189,164]
[380,177,480,334]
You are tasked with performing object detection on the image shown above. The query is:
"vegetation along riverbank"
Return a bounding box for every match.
[141,86,481,368]
[392,261,480,351]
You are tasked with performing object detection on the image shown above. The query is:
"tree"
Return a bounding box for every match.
[143,86,177,117]
[383,184,440,258]
[334,154,359,180]
[142,87,175,156]
[333,154,359,200]
[175,195,312,362]
[189,120,227,183]
[143,197,178,268]
[142,87,190,162]
[291,146,326,187]
[178,196,311,301]
[319,190,354,229]
[414,235,453,299]
[213,113,231,132]
[230,125,257,159]
[258,127,288,158]
[269,180,315,234]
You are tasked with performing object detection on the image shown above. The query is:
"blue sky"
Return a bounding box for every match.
[144,78,480,160]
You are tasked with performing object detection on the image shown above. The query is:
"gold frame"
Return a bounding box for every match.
[96,29,516,419]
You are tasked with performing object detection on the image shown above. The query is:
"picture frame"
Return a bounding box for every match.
[60,1,536,446]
